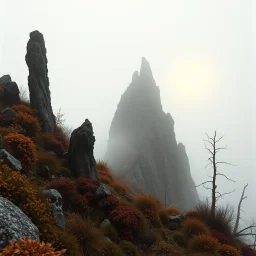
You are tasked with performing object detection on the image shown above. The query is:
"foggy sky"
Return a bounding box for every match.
[0,0,255,224]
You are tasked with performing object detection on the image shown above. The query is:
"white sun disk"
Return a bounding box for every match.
[169,56,214,106]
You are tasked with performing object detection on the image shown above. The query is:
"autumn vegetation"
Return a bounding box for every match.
[0,101,255,255]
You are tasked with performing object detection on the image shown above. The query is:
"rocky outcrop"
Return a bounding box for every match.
[68,119,98,180]
[0,75,20,106]
[0,197,40,251]
[25,30,56,134]
[105,57,199,211]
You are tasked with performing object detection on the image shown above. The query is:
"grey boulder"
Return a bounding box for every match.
[0,197,40,251]
[0,149,22,171]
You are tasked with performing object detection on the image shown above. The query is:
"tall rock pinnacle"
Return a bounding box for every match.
[25,30,56,134]
[105,57,199,211]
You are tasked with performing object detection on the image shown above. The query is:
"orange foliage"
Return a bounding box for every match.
[14,112,41,137]
[219,244,240,256]
[12,104,36,116]
[134,194,162,228]
[165,207,181,216]
[183,218,210,238]
[189,234,220,253]
[0,125,25,137]
[112,181,129,196]
[41,134,65,156]
[0,237,66,256]
[0,161,55,242]
[3,133,37,172]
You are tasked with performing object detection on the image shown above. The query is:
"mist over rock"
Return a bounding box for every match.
[25,30,56,134]
[105,57,199,211]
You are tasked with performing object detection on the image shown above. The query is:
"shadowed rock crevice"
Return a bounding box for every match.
[105,57,199,211]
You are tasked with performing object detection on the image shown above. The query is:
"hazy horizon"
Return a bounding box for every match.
[1,0,255,227]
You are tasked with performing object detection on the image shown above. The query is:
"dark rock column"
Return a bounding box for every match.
[25,30,56,134]
[0,75,20,106]
[68,119,98,180]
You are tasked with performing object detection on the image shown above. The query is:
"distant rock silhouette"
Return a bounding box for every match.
[105,57,199,211]
[25,30,56,134]
[68,119,98,180]
[0,75,20,106]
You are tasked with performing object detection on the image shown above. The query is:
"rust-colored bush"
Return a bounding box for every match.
[12,104,36,116]
[54,126,69,151]
[41,134,65,156]
[241,246,256,255]
[97,195,119,214]
[170,231,187,247]
[66,213,106,256]
[96,160,111,172]
[99,174,112,184]
[183,218,210,238]
[219,244,240,256]
[112,181,129,196]
[0,161,55,242]
[165,207,181,216]
[46,178,88,215]
[14,112,41,137]
[189,234,220,253]
[136,230,159,247]
[0,125,25,137]
[0,237,66,256]
[3,133,37,172]
[109,206,143,241]
[211,230,229,245]
[76,177,100,202]
[185,211,200,220]
[134,194,162,228]
[159,210,169,226]
[151,242,185,256]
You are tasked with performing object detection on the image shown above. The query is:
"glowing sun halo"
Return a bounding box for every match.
[169,56,214,106]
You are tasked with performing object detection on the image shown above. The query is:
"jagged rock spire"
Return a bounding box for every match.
[25,30,56,134]
[140,57,154,80]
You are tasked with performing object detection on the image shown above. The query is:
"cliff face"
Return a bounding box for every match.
[105,57,199,211]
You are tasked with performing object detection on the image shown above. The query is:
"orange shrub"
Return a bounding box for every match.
[151,242,185,256]
[112,181,129,196]
[134,194,162,228]
[0,161,55,242]
[0,237,66,256]
[54,126,69,151]
[189,234,220,253]
[0,125,25,137]
[41,134,65,156]
[170,231,187,247]
[165,207,181,216]
[14,112,41,137]
[219,244,240,256]
[96,160,111,172]
[99,174,112,184]
[3,133,37,172]
[183,218,210,238]
[12,104,36,116]
[159,209,169,226]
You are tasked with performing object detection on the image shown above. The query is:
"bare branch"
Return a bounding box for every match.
[233,184,249,234]
[235,232,256,237]
[216,173,235,182]
[215,135,224,143]
[216,161,237,167]
[194,181,212,188]
[236,225,256,235]
[216,190,235,199]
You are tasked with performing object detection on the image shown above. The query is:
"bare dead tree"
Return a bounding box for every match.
[233,183,248,234]
[195,131,235,217]
[232,184,256,239]
[55,108,66,126]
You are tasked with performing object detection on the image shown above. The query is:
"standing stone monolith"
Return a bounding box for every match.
[68,119,98,180]
[25,30,56,134]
